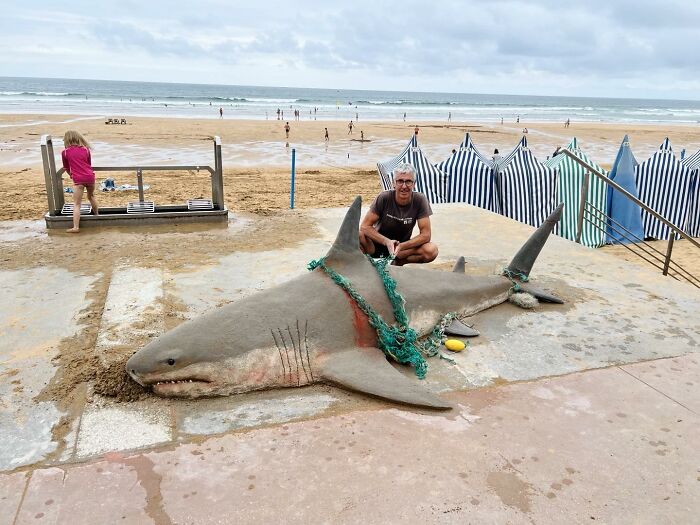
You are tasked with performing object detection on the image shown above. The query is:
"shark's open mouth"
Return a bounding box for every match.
[147,376,213,396]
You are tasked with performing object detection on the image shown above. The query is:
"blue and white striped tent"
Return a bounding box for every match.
[635,138,693,240]
[495,136,558,227]
[435,133,498,211]
[681,148,700,237]
[377,135,447,203]
[543,138,608,247]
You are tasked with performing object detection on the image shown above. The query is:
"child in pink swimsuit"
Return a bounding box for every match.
[61,130,98,232]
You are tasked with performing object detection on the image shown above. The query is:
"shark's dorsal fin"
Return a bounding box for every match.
[325,196,364,263]
[452,256,466,273]
[320,346,452,410]
[507,203,563,279]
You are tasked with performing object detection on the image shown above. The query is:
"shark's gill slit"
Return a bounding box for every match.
[295,319,310,382]
[277,328,293,384]
[271,329,286,378]
[287,325,301,386]
[303,319,314,381]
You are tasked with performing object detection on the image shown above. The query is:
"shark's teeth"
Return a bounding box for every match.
[155,379,198,386]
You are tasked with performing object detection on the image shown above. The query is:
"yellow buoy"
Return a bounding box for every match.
[444,339,466,352]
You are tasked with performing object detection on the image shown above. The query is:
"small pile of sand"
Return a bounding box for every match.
[93,357,149,402]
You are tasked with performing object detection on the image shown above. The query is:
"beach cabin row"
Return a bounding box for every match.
[377,134,700,247]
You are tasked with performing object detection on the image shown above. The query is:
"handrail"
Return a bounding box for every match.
[560,149,700,289]
[561,149,700,250]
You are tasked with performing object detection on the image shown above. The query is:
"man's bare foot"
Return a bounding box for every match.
[66,228,79,233]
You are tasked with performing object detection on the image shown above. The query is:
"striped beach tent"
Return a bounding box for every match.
[435,133,498,211]
[681,148,700,236]
[543,138,608,247]
[377,135,447,203]
[495,136,558,227]
[606,135,644,244]
[635,138,693,240]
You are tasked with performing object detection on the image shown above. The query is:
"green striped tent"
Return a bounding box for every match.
[544,138,608,247]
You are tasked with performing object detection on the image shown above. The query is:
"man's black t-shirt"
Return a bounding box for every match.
[370,190,432,243]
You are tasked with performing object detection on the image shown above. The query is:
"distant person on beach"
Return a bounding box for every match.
[356,112,359,122]
[523,128,529,134]
[359,163,438,266]
[517,116,520,123]
[414,125,419,135]
[61,130,98,233]
[324,128,329,142]
[360,131,364,141]
[348,121,354,134]
[448,112,451,122]
[277,108,281,120]
[501,117,504,125]
[285,122,290,138]
[403,112,407,122]
[492,148,501,163]
[219,107,223,118]
[565,118,570,128]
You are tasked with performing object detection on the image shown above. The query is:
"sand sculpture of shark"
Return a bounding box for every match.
[127,197,563,409]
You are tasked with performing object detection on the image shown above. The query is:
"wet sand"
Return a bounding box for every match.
[2,114,700,222]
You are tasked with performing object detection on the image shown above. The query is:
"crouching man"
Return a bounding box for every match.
[359,163,438,266]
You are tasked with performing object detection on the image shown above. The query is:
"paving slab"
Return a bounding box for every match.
[0,471,27,525]
[619,354,699,414]
[14,464,151,525]
[94,265,164,363]
[75,400,172,458]
[0,267,95,471]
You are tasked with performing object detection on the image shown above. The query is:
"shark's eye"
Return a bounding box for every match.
[167,358,176,366]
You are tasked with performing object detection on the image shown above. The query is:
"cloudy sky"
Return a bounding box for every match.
[2,1,700,99]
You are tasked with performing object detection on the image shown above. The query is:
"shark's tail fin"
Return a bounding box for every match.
[506,204,563,279]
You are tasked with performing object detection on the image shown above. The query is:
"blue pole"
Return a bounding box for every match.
[290,148,296,209]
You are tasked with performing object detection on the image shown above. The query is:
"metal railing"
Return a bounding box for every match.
[562,149,700,289]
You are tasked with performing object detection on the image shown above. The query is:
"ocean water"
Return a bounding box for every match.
[2,77,700,124]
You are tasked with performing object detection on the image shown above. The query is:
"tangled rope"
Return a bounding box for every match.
[308,255,455,379]
[501,267,529,293]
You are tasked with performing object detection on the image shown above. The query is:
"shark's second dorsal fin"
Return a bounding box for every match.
[452,256,466,273]
[325,196,364,263]
[506,203,563,279]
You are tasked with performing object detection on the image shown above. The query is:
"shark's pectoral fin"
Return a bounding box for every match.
[519,284,564,304]
[444,318,480,337]
[319,347,452,410]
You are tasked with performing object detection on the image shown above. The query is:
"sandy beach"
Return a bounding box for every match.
[2,114,700,222]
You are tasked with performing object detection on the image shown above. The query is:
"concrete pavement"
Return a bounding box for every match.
[1,203,699,523]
